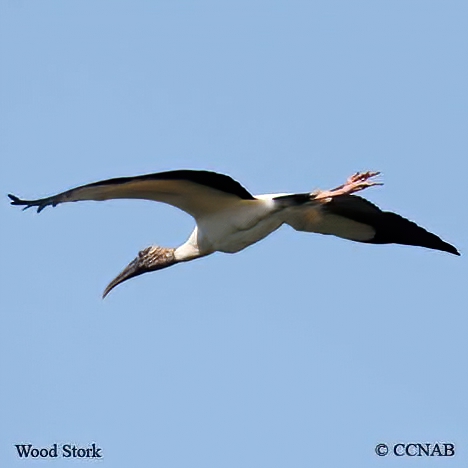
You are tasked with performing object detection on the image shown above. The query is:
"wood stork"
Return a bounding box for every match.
[8,169,459,297]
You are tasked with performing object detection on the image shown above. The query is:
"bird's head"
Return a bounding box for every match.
[103,246,176,298]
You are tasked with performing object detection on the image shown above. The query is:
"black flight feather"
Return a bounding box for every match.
[325,195,460,256]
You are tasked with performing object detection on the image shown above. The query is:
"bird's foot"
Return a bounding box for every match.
[312,171,383,201]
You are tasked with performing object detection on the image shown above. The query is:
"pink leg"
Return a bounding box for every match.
[312,171,383,201]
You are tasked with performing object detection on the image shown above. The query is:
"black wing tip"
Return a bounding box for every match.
[443,243,461,256]
[371,212,461,257]
[8,193,49,212]
[8,193,22,204]
[8,193,31,210]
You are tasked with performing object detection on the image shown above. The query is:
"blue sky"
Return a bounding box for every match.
[1,1,467,466]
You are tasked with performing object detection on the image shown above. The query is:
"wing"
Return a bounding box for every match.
[284,194,460,255]
[8,169,255,219]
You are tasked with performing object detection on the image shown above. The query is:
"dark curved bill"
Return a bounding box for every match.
[102,257,147,298]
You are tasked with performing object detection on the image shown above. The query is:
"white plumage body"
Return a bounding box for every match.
[194,197,282,254]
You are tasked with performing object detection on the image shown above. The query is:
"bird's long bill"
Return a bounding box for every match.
[102,257,145,299]
[102,246,176,298]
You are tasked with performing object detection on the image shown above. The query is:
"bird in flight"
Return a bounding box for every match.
[9,169,459,297]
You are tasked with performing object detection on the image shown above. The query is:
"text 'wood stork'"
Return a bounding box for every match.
[9,169,459,297]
